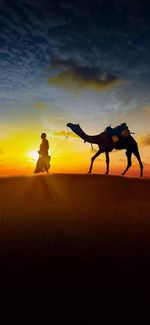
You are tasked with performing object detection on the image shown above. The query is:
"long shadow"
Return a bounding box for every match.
[24,175,60,204]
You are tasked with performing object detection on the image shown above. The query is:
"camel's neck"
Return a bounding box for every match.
[67,123,103,144]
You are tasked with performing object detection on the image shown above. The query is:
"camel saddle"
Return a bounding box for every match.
[105,123,130,143]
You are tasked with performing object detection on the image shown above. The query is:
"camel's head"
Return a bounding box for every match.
[67,123,79,127]
[66,123,72,128]
[67,123,81,134]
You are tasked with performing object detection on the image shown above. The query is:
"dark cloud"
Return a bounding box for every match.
[50,56,118,80]
[50,57,77,69]
[49,58,119,92]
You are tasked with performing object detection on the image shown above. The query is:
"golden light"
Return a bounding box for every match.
[28,150,39,161]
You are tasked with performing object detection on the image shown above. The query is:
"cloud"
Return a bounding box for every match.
[48,58,120,93]
[34,102,48,110]
[141,134,150,146]
[142,106,150,114]
[50,57,77,69]
[53,130,78,138]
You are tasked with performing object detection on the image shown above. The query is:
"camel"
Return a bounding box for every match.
[67,123,143,177]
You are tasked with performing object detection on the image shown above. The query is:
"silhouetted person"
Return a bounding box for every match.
[34,133,51,174]
[39,132,49,156]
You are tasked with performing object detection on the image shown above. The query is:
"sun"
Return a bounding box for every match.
[28,150,39,161]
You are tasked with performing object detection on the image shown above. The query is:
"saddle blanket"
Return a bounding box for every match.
[112,135,119,143]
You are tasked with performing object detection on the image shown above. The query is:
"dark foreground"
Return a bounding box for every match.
[0,174,150,321]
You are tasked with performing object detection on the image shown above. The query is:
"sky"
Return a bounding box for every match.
[0,0,150,176]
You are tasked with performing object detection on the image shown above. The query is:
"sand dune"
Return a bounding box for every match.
[0,174,150,306]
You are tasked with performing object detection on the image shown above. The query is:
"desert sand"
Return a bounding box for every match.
[0,174,150,308]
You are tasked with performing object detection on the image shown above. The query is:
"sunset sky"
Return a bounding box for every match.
[0,0,150,176]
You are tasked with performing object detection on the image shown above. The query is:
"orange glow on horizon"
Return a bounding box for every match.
[0,161,150,178]
[0,129,150,177]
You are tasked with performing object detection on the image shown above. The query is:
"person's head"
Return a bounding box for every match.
[41,132,46,139]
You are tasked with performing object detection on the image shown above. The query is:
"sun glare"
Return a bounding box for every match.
[28,150,39,161]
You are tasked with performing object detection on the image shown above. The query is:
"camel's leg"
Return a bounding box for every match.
[121,150,132,175]
[133,147,143,177]
[105,151,110,174]
[88,148,103,174]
